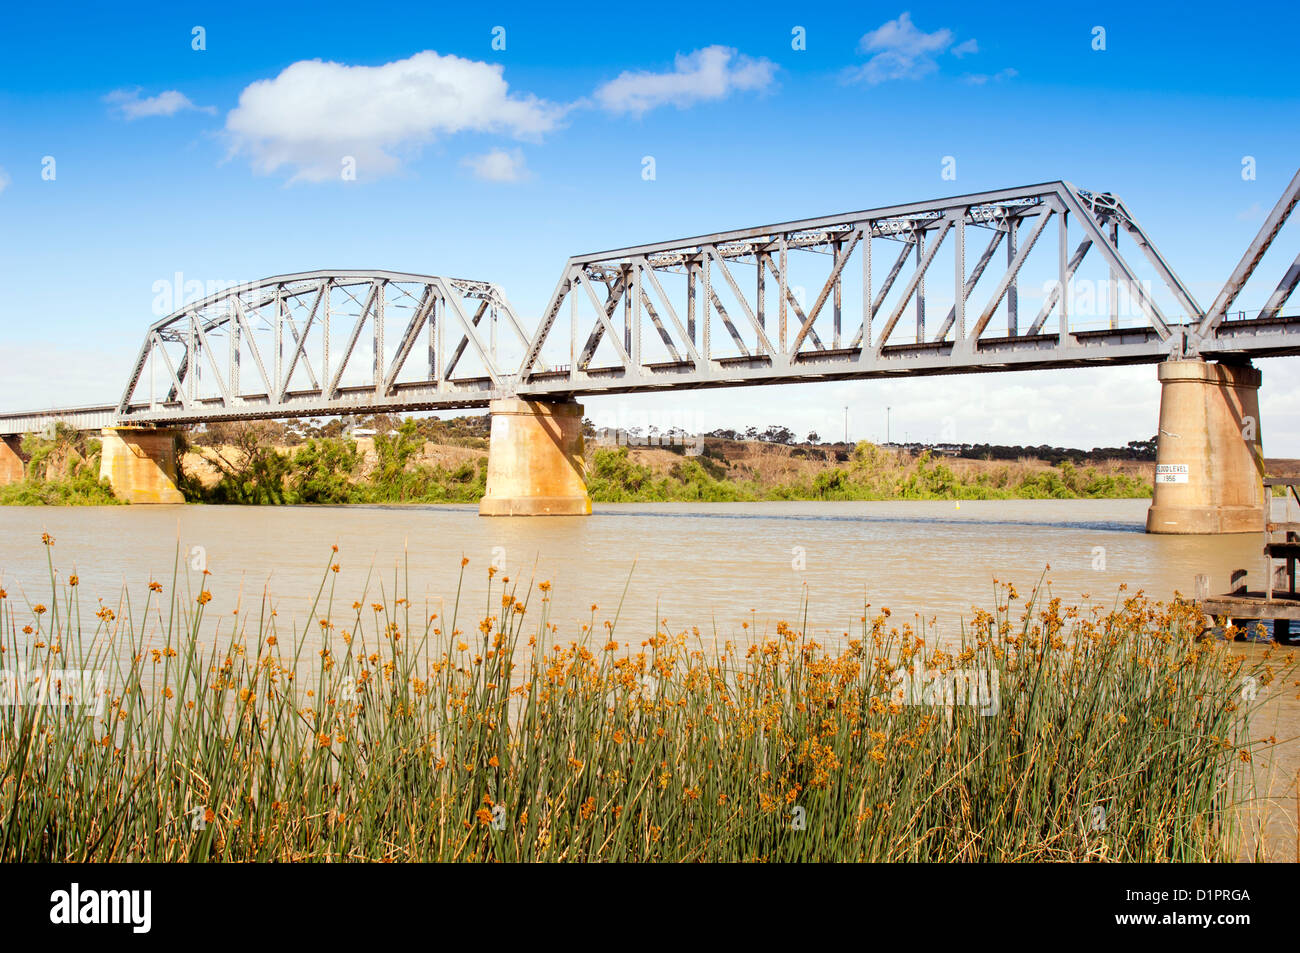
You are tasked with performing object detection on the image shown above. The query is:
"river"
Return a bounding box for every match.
[0,499,1275,643]
[0,498,1296,859]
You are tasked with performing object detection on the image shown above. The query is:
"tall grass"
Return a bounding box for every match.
[0,539,1287,862]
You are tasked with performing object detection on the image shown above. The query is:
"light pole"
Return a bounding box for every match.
[843,406,848,444]
[886,406,891,444]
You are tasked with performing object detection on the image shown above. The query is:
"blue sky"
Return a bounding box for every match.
[3,2,1299,450]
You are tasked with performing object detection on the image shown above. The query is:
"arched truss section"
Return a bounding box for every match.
[118,270,537,424]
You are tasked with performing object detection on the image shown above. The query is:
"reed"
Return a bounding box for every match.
[0,538,1287,862]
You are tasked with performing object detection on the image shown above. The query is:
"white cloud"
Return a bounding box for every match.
[1237,202,1266,222]
[846,13,979,85]
[106,88,215,119]
[462,148,529,183]
[0,166,10,194]
[593,45,777,116]
[225,50,566,183]
[962,68,1018,85]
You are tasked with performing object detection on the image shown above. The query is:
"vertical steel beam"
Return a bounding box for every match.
[427,294,438,381]
[687,262,696,344]
[322,279,331,386]
[952,213,966,342]
[435,291,445,388]
[862,229,872,348]
[1058,210,1070,341]
[374,282,385,395]
[833,237,843,348]
[915,231,926,344]
[702,254,711,361]
[779,238,788,353]
[569,276,577,379]
[230,306,240,398]
[631,264,642,371]
[1007,219,1018,336]
[1109,222,1120,329]
[274,286,283,399]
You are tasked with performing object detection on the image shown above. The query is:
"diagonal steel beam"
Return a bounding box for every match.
[759,253,825,351]
[444,299,490,379]
[384,285,437,394]
[277,283,325,403]
[1198,166,1300,334]
[935,228,1005,342]
[521,267,576,376]
[705,246,777,356]
[1257,252,1300,321]
[1056,187,1171,338]
[191,312,232,406]
[576,270,633,369]
[279,298,320,392]
[968,208,1055,340]
[791,229,862,354]
[639,286,682,363]
[1026,238,1093,335]
[438,283,503,385]
[874,219,952,353]
[708,288,752,356]
[637,260,701,366]
[576,272,626,368]
[849,236,916,349]
[325,283,378,400]
[150,333,189,410]
[232,298,275,401]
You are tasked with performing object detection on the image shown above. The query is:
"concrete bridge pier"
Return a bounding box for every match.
[0,435,23,485]
[1145,359,1266,534]
[479,398,592,516]
[99,427,185,504]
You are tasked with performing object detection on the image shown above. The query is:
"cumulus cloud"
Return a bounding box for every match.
[462,148,529,183]
[846,13,978,85]
[593,45,777,115]
[105,88,215,119]
[225,51,566,183]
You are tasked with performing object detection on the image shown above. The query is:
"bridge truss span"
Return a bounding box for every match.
[5,170,1300,439]
[515,179,1300,399]
[115,270,534,426]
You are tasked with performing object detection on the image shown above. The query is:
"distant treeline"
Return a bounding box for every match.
[954,438,1157,464]
[702,426,1157,463]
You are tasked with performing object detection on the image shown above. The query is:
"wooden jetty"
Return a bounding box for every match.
[1198,478,1300,643]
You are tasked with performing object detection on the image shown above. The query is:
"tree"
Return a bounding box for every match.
[806,431,820,444]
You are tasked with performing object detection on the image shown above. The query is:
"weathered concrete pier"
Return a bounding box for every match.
[0,436,22,485]
[479,398,591,516]
[1145,360,1266,534]
[97,427,185,504]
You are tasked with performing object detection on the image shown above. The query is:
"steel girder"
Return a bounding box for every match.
[515,181,1219,400]
[7,172,1300,435]
[114,270,532,426]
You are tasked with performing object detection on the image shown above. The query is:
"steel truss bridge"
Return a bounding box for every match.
[4,169,1300,437]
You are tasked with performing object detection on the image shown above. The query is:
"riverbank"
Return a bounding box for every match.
[2,541,1290,862]
[1,421,1162,505]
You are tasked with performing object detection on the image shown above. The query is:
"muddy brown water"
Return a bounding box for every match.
[0,498,1295,859]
